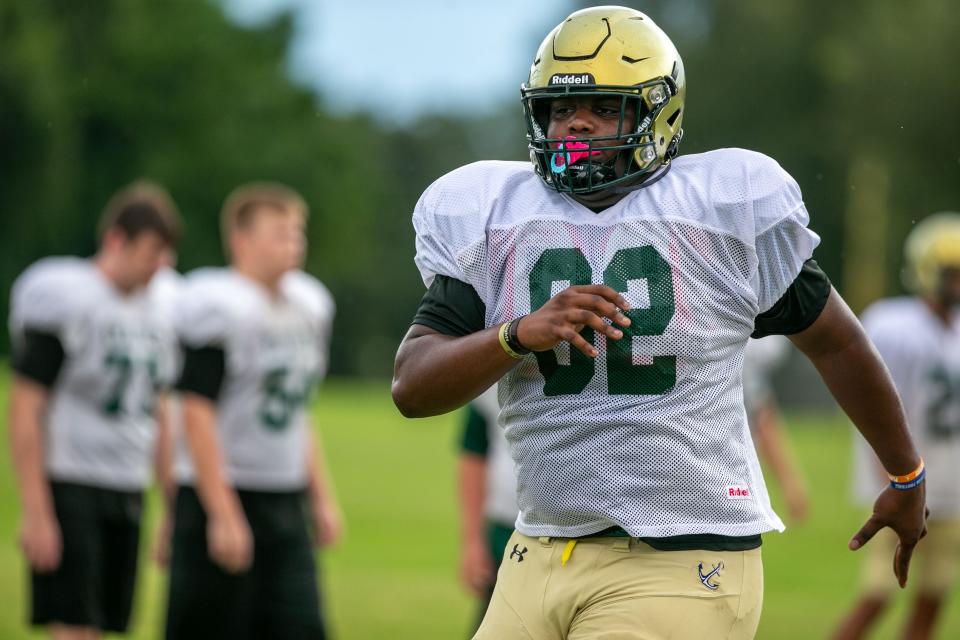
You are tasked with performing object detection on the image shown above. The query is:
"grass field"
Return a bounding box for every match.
[1,369,959,639]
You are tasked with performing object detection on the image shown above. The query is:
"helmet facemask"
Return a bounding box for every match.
[522,78,676,195]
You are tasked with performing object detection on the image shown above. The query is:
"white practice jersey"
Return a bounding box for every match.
[414,149,819,538]
[852,297,960,518]
[742,335,791,422]
[9,258,180,490]
[471,386,520,526]
[175,269,334,490]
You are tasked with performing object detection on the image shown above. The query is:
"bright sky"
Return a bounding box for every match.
[224,0,576,123]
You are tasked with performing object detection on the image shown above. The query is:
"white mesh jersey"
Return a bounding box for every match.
[852,297,960,518]
[8,258,180,490]
[471,386,520,526]
[174,268,334,490]
[414,149,820,538]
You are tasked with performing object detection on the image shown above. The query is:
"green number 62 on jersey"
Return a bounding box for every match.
[529,246,676,397]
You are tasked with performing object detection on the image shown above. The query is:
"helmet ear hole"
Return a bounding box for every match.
[667,108,681,127]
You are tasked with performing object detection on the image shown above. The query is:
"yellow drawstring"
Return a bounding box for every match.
[561,539,577,567]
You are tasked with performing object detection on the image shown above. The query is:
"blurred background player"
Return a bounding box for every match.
[743,336,810,524]
[164,183,342,640]
[457,385,517,635]
[7,182,182,640]
[833,213,960,640]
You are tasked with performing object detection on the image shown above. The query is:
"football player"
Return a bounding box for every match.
[392,7,927,639]
[833,213,960,640]
[164,183,342,640]
[457,385,518,633]
[8,181,182,639]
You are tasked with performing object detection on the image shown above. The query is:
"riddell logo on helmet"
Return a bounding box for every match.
[549,73,596,86]
[725,486,751,500]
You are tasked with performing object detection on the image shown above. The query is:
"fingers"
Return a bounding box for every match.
[231,532,253,573]
[218,541,252,573]
[569,285,632,312]
[523,284,636,353]
[26,541,60,573]
[566,291,633,327]
[566,308,625,343]
[562,326,599,358]
[849,516,883,551]
[22,526,62,573]
[894,539,918,588]
[556,288,634,352]
[210,526,253,574]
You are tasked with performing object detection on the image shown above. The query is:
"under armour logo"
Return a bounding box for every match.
[697,561,724,591]
[509,544,528,562]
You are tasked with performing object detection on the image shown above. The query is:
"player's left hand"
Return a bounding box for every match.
[312,498,344,547]
[849,484,928,588]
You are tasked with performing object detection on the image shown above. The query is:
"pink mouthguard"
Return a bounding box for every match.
[551,136,602,171]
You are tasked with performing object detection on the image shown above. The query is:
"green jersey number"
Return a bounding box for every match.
[529,246,676,396]
[926,366,960,440]
[260,367,313,431]
[102,352,160,417]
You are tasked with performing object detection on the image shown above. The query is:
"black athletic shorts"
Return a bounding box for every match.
[165,486,326,640]
[30,481,143,632]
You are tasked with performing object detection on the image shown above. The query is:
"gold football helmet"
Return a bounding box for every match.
[521,6,686,194]
[903,212,960,296]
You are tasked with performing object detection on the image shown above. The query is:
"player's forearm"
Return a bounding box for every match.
[182,394,242,520]
[8,377,55,519]
[392,326,518,418]
[458,455,488,545]
[791,289,921,475]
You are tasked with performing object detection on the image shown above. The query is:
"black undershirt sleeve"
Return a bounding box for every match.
[411,275,486,337]
[175,345,226,401]
[752,259,832,338]
[13,330,65,388]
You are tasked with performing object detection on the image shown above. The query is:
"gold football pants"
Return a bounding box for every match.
[473,531,763,640]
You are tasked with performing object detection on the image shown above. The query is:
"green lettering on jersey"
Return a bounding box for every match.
[260,367,313,431]
[102,351,160,417]
[102,352,132,416]
[529,248,595,395]
[528,245,676,396]
[926,366,960,440]
[604,246,676,394]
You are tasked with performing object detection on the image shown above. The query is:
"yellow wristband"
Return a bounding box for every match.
[888,458,924,484]
[498,321,523,359]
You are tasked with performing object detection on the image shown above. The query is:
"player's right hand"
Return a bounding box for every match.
[20,511,62,573]
[849,483,928,588]
[207,510,253,574]
[516,284,632,357]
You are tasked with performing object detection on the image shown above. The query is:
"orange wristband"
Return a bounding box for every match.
[887,458,924,484]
